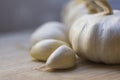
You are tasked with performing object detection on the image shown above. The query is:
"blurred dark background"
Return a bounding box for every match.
[0,0,119,34]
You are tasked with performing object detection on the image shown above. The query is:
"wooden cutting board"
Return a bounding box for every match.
[0,31,120,80]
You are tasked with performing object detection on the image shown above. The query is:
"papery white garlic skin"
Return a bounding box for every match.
[30,39,70,61]
[46,45,76,69]
[70,10,120,64]
[62,1,89,28]
[31,21,69,46]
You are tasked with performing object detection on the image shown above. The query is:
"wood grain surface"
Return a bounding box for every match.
[0,31,120,80]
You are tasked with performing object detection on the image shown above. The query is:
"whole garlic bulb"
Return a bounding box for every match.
[30,39,70,61]
[45,45,76,69]
[62,0,102,30]
[70,0,120,64]
[31,21,69,46]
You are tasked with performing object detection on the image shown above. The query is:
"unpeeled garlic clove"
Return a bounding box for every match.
[30,39,70,61]
[30,21,69,46]
[45,45,76,69]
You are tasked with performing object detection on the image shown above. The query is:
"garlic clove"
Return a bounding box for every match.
[30,21,69,46]
[30,39,70,61]
[45,45,76,69]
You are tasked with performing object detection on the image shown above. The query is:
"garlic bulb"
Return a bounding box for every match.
[45,45,76,69]
[70,0,120,64]
[31,21,69,46]
[30,39,70,61]
[62,0,102,30]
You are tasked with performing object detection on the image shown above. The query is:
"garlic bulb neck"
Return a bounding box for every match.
[93,0,113,15]
[75,0,113,15]
[86,0,102,13]
[74,0,102,13]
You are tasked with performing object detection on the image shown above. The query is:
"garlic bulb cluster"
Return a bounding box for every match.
[30,21,76,70]
[62,0,102,30]
[29,0,120,71]
[70,0,120,64]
